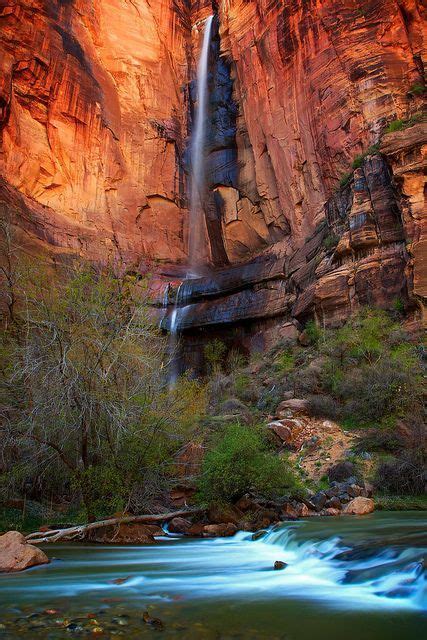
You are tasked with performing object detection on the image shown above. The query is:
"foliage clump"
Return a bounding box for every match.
[197,423,300,505]
[0,223,207,520]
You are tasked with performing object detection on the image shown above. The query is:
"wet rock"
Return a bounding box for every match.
[296,503,316,517]
[186,522,206,536]
[202,523,238,537]
[142,612,163,630]
[0,531,49,573]
[343,497,375,515]
[252,530,268,541]
[168,517,192,534]
[273,561,288,570]
[208,504,241,525]
[281,503,299,520]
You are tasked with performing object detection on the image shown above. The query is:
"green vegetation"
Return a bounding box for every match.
[0,218,206,522]
[375,494,427,511]
[385,112,424,133]
[197,423,300,505]
[204,338,227,373]
[323,233,340,252]
[351,144,380,169]
[408,83,426,96]
[339,172,352,189]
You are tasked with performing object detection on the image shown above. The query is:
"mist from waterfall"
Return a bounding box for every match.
[188,14,214,273]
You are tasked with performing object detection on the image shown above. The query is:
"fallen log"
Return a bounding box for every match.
[25,508,204,544]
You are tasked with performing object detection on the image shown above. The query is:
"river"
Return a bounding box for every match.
[0,512,425,639]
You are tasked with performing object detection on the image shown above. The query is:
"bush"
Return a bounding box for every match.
[204,339,227,373]
[313,308,424,429]
[197,423,299,504]
[408,83,425,96]
[386,113,423,133]
[351,144,380,169]
[305,319,322,344]
[375,451,425,495]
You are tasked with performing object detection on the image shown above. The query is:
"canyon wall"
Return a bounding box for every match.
[0,0,190,264]
[0,0,425,329]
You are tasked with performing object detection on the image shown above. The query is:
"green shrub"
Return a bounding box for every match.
[386,113,424,133]
[305,319,322,345]
[323,234,339,251]
[313,308,424,429]
[339,172,352,189]
[351,144,380,169]
[204,339,227,372]
[275,348,295,374]
[197,423,300,504]
[408,83,426,96]
[375,450,425,495]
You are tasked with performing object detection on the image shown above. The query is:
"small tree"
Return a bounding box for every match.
[1,261,206,520]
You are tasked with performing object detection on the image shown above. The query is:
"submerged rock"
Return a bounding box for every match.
[273,561,288,570]
[0,531,49,573]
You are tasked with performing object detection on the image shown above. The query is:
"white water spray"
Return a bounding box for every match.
[188,15,214,270]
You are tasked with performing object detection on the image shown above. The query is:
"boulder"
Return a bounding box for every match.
[327,461,356,482]
[87,523,163,544]
[343,497,375,515]
[208,504,242,525]
[168,517,191,534]
[298,330,311,346]
[323,507,341,516]
[325,496,342,510]
[277,399,309,416]
[311,492,328,512]
[296,503,317,517]
[273,560,288,570]
[267,421,292,445]
[281,503,299,520]
[202,523,237,537]
[235,494,260,512]
[0,531,49,572]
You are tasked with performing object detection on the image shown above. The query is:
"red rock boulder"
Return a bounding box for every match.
[0,531,49,573]
[343,497,375,515]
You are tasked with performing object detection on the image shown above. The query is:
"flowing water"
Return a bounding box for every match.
[0,513,426,639]
[188,15,214,269]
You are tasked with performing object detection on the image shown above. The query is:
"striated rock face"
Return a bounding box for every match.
[0,0,425,330]
[218,0,425,250]
[0,0,190,263]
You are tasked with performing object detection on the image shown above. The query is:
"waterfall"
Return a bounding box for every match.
[188,14,214,272]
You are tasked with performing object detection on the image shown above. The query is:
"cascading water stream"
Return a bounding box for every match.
[188,14,214,271]
[165,16,214,387]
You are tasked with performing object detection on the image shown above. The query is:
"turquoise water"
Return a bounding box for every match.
[0,512,425,639]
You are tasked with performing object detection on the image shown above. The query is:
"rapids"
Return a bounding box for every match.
[0,512,425,639]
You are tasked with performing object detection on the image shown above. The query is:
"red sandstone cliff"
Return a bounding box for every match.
[0,0,426,324]
[0,0,190,263]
